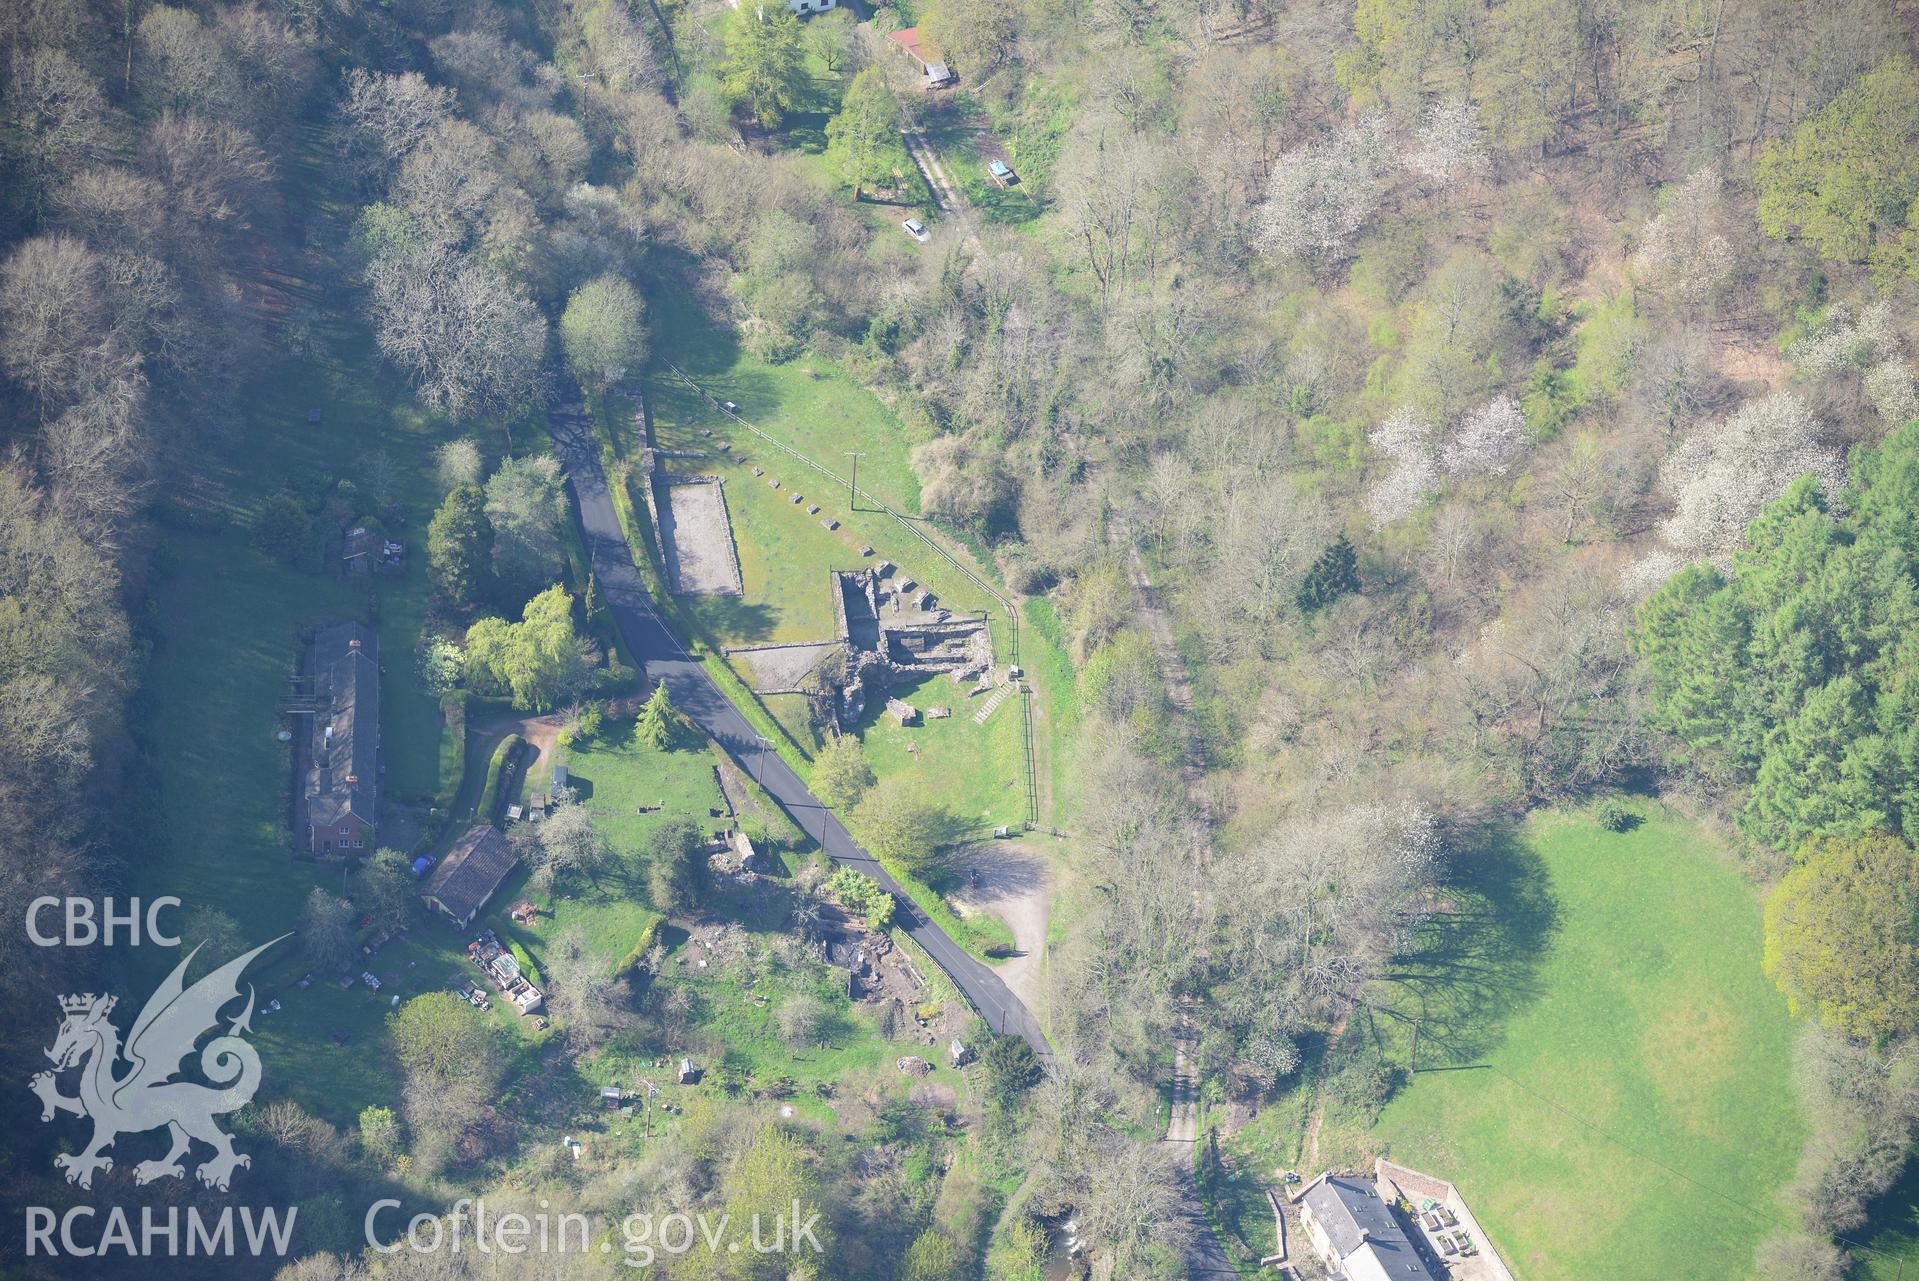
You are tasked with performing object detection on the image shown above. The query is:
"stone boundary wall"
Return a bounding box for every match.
[1374,1158,1518,1281]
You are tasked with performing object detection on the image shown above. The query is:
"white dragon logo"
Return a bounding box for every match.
[30,937,285,1192]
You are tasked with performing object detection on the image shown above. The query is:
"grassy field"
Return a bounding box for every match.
[855,671,1026,840]
[640,286,1014,730]
[648,282,925,513]
[1287,803,1805,1281]
[150,322,464,802]
[461,718,774,991]
[555,931,977,1158]
[641,291,1007,626]
[135,520,477,1122]
[529,718,722,963]
[633,278,1064,961]
[556,717,725,857]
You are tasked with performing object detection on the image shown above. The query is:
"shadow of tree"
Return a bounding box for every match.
[781,108,831,155]
[647,257,745,375]
[1858,1149,1919,1272]
[680,595,781,645]
[1378,822,1562,1068]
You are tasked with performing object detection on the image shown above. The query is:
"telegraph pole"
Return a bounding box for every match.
[845,451,864,512]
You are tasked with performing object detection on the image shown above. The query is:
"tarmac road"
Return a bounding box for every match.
[545,396,1053,1066]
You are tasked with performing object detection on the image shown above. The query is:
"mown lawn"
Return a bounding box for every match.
[557,718,728,861]
[1352,804,1803,1281]
[647,282,925,514]
[854,670,1026,841]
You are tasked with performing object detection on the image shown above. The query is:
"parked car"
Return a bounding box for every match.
[902,218,930,242]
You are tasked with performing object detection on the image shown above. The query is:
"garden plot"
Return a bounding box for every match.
[661,476,743,595]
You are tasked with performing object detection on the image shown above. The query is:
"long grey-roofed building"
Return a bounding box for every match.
[304,623,379,855]
[1297,1173,1439,1281]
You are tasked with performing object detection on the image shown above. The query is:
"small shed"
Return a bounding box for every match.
[551,763,569,793]
[925,60,956,88]
[677,1056,701,1085]
[600,1086,623,1109]
[949,1038,973,1067]
[342,526,376,570]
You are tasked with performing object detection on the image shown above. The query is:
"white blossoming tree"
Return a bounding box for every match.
[1258,115,1390,265]
[1789,301,1902,379]
[1367,407,1438,528]
[1617,548,1693,601]
[1443,395,1529,477]
[1631,167,1734,305]
[1865,359,1919,425]
[1658,392,1846,563]
[1406,100,1490,184]
[1792,301,1919,425]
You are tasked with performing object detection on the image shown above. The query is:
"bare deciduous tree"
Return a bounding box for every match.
[5,46,113,202]
[0,233,110,408]
[338,68,456,177]
[366,247,546,421]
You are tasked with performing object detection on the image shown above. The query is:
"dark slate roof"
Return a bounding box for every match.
[1301,1176,1437,1281]
[306,623,379,832]
[424,825,518,924]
